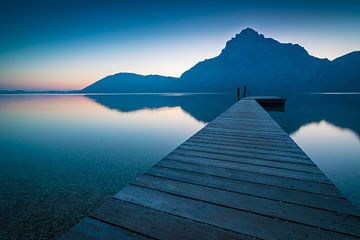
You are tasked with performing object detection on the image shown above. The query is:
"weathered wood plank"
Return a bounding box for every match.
[156,159,343,197]
[199,128,296,142]
[209,119,284,127]
[206,126,289,137]
[116,186,357,240]
[215,116,277,123]
[190,134,305,154]
[209,122,284,131]
[91,198,249,240]
[212,119,281,126]
[165,150,331,184]
[213,116,279,123]
[220,112,275,119]
[134,174,360,235]
[168,151,322,174]
[177,144,317,166]
[195,131,301,149]
[147,166,348,213]
[185,139,309,159]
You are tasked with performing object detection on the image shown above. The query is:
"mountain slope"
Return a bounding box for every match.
[181,28,329,92]
[82,28,360,93]
[82,73,179,93]
[329,51,360,90]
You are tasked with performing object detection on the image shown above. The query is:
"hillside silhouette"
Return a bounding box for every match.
[82,73,179,93]
[82,28,360,93]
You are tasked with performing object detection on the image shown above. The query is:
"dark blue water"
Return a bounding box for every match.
[0,93,359,239]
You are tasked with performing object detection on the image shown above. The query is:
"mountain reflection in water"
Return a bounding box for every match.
[0,93,359,239]
[88,93,360,207]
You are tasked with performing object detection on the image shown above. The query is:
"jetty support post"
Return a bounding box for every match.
[237,87,241,101]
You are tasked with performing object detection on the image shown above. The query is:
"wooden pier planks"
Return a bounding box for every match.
[61,98,360,240]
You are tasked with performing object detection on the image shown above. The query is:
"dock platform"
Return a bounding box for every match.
[61,97,360,240]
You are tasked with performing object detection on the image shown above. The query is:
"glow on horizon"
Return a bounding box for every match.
[0,2,359,90]
[1,28,359,91]
[0,29,229,90]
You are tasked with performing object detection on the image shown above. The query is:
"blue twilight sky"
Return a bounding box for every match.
[0,0,359,90]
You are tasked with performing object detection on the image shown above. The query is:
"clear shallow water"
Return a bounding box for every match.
[0,94,234,239]
[0,93,359,239]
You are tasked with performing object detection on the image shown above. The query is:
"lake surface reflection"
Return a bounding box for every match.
[0,93,359,239]
[269,93,360,209]
[0,94,234,239]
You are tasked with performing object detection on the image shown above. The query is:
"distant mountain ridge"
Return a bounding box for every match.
[82,73,178,93]
[82,28,360,93]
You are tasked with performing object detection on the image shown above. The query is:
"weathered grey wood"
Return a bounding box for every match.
[184,139,309,159]
[63,97,360,240]
[209,122,284,131]
[190,134,305,154]
[213,115,278,122]
[177,144,316,166]
[216,115,277,123]
[199,128,296,142]
[212,119,282,126]
[133,174,360,235]
[156,158,343,197]
[206,126,289,137]
[198,127,293,140]
[91,198,249,240]
[115,186,357,240]
[195,131,301,149]
[167,152,326,184]
[220,113,275,119]
[213,119,279,127]
[147,166,349,213]
[168,151,322,174]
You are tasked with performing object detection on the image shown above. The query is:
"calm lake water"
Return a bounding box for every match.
[270,93,360,209]
[0,93,359,239]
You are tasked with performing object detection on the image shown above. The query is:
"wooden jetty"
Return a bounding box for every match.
[61,97,360,240]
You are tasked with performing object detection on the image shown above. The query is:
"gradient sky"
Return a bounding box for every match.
[0,0,359,90]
